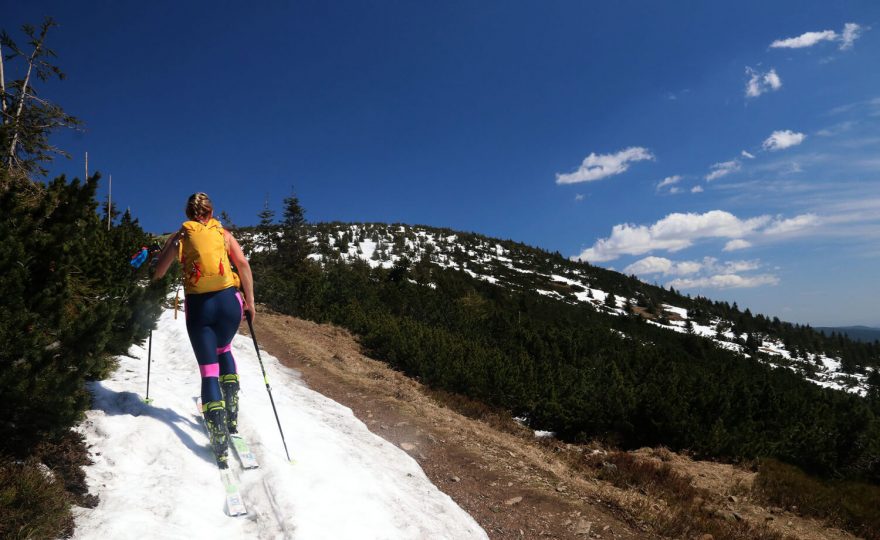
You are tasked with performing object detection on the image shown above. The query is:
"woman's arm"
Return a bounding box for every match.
[152,232,180,280]
[224,230,255,319]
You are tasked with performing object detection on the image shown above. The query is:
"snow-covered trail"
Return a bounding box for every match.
[73,308,488,540]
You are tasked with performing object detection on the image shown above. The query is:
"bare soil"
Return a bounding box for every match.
[244,308,861,540]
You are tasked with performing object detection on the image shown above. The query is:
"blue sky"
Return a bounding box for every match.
[8,1,880,326]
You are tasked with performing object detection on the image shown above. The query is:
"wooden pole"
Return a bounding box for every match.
[107,174,112,230]
[0,41,6,120]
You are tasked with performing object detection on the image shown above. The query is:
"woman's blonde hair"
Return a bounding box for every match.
[185,192,213,221]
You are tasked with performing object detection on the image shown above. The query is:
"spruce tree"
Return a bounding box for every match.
[278,187,309,266]
[256,198,276,251]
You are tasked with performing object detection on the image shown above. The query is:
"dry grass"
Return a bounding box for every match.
[0,431,96,540]
[754,458,880,540]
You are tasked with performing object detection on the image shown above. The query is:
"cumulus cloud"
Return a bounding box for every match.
[723,239,752,251]
[556,147,655,184]
[573,210,817,263]
[745,67,782,98]
[574,193,585,202]
[691,185,704,193]
[763,130,807,151]
[574,210,771,262]
[705,160,741,181]
[770,23,864,51]
[741,150,756,159]
[623,256,702,276]
[763,213,819,235]
[657,175,682,190]
[667,274,779,289]
[771,29,837,49]
[624,256,773,290]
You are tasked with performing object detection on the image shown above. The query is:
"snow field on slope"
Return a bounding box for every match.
[74,308,488,540]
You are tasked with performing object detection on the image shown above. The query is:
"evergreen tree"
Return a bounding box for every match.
[256,198,276,251]
[278,187,309,266]
[0,18,81,179]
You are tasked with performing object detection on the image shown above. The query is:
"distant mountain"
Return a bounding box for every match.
[817,326,880,343]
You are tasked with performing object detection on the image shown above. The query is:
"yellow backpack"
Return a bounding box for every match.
[178,218,238,294]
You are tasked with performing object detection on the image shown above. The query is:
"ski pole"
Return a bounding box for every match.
[245,310,291,462]
[144,328,154,404]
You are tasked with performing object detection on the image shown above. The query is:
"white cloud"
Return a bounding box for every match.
[556,147,655,184]
[763,130,806,151]
[745,67,782,98]
[769,23,864,51]
[574,193,585,201]
[705,160,741,181]
[574,210,771,262]
[771,29,837,49]
[691,185,704,193]
[667,274,779,290]
[574,210,818,263]
[723,239,752,251]
[623,256,703,276]
[625,256,773,289]
[657,175,682,190]
[741,150,755,159]
[840,23,863,50]
[763,213,819,235]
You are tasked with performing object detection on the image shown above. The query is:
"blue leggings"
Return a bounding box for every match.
[184,287,243,403]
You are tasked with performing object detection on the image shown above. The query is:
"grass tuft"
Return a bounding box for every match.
[0,457,73,539]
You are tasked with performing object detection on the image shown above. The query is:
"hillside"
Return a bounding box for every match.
[239,221,878,397]
[237,219,880,493]
[250,308,864,540]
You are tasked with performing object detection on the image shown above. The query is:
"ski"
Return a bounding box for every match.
[220,468,248,517]
[230,433,259,469]
[195,397,248,517]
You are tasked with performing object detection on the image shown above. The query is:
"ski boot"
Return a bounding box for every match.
[203,400,229,469]
[220,374,240,434]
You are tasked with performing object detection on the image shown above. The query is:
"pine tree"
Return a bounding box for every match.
[278,187,309,266]
[256,198,276,250]
[0,18,81,179]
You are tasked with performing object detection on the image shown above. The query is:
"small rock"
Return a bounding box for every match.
[732,511,743,522]
[602,525,610,531]
[575,519,592,535]
[505,496,523,506]
[556,484,567,492]
[400,442,416,451]
[787,521,793,527]
[698,535,714,540]
[728,495,738,503]
[450,476,461,482]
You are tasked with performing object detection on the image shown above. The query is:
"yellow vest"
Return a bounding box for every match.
[178,218,238,294]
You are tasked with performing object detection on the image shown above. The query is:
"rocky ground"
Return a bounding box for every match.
[245,308,860,540]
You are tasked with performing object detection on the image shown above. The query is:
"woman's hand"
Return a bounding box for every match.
[243,298,256,323]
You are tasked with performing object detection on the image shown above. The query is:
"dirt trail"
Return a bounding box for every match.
[245,309,859,540]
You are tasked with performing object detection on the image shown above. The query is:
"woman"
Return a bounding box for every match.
[153,192,255,469]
